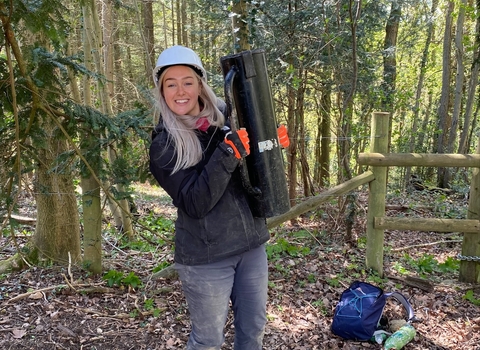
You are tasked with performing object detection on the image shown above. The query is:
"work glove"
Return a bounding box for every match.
[277,124,290,148]
[223,127,250,159]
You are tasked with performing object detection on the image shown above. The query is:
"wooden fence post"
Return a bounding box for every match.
[365,112,390,276]
[459,136,480,283]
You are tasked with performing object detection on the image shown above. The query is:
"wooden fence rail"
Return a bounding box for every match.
[358,112,480,283]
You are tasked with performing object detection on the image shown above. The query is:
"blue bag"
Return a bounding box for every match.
[331,281,415,341]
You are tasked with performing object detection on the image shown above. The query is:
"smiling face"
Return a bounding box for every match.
[161,65,202,116]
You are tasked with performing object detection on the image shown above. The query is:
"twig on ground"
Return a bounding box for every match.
[67,251,74,284]
[6,282,106,303]
[392,240,462,252]
[387,275,434,292]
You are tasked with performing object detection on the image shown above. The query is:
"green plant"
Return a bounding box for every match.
[366,273,386,286]
[357,237,367,249]
[121,272,142,288]
[437,257,460,273]
[392,261,409,275]
[144,298,155,310]
[120,239,156,252]
[401,253,459,275]
[326,277,341,287]
[463,290,480,306]
[274,263,290,276]
[103,270,142,288]
[140,213,174,233]
[351,271,361,279]
[152,308,162,317]
[103,270,124,287]
[266,237,311,261]
[311,299,328,316]
[403,253,437,274]
[346,262,358,271]
[415,254,438,274]
[291,230,310,239]
[142,299,163,317]
[152,261,171,273]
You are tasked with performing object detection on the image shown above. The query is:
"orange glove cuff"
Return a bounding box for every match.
[237,128,250,155]
[277,125,290,148]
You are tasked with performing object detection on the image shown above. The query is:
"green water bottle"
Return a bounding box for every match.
[384,324,416,350]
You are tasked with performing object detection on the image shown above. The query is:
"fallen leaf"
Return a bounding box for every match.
[11,329,27,339]
[29,292,44,300]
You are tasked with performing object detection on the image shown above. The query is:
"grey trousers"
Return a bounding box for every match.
[175,244,268,350]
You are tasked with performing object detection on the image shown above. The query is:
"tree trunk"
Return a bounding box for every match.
[80,175,102,274]
[458,0,480,154]
[286,0,298,210]
[189,0,195,50]
[176,0,181,44]
[338,0,361,183]
[436,0,454,188]
[34,118,81,265]
[286,84,297,207]
[231,0,250,52]
[113,10,125,112]
[380,1,400,114]
[337,0,362,241]
[286,90,297,210]
[406,0,438,188]
[181,0,188,47]
[448,0,466,154]
[297,69,312,197]
[99,0,134,240]
[81,2,104,274]
[142,0,155,85]
[318,86,331,187]
[1,5,81,267]
[171,0,175,44]
[162,1,169,48]
[444,0,467,185]
[381,0,401,159]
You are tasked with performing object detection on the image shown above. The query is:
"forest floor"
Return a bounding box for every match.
[1,183,480,350]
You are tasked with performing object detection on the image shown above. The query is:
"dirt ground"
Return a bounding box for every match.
[1,185,480,349]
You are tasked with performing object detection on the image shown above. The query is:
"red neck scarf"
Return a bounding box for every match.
[195,117,210,132]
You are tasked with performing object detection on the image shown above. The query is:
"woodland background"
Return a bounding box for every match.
[1,0,480,348]
[2,0,480,270]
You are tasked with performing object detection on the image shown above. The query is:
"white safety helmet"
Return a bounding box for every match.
[152,45,207,87]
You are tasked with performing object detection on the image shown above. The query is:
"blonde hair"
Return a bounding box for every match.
[154,66,225,174]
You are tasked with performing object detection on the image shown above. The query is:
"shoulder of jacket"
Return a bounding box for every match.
[217,98,227,116]
[151,121,169,142]
[151,121,163,138]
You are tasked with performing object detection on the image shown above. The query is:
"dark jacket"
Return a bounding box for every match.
[149,122,270,266]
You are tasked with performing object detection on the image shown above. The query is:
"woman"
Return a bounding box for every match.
[149,45,271,350]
